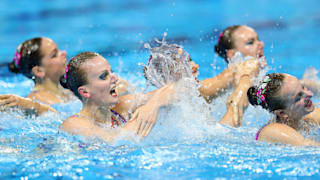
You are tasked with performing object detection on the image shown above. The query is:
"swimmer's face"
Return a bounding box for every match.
[39,38,67,81]
[229,26,264,59]
[278,74,314,119]
[80,55,119,106]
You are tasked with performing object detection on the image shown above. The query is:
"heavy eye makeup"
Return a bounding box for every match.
[295,92,303,102]
[51,49,58,58]
[246,38,254,45]
[99,71,109,80]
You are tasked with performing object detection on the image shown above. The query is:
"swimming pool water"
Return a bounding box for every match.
[1,0,320,179]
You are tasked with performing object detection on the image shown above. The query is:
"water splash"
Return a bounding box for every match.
[143,34,193,88]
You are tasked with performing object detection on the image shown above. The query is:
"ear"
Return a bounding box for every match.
[273,109,289,121]
[31,66,45,79]
[226,49,236,60]
[78,86,90,99]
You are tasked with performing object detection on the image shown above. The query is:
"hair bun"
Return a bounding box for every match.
[59,75,69,89]
[8,61,20,73]
[247,86,259,106]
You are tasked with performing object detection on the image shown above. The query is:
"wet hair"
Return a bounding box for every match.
[60,52,99,100]
[214,25,241,63]
[247,73,286,112]
[8,37,43,80]
[143,43,192,88]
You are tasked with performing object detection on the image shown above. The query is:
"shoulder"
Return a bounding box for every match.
[59,115,92,135]
[259,123,306,146]
[27,91,57,105]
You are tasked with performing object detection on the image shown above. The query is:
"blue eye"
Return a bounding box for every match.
[99,72,109,80]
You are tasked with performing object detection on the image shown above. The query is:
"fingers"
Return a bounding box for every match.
[143,121,155,137]
[129,110,139,122]
[0,95,12,100]
[137,119,149,136]
[0,98,13,106]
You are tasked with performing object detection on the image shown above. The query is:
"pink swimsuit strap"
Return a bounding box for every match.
[255,123,270,140]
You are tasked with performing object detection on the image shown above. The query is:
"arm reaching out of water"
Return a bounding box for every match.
[219,75,251,127]
[0,94,56,115]
[199,65,236,103]
[127,83,176,137]
[199,58,266,103]
[219,58,262,127]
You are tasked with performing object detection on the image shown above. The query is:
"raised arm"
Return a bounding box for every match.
[219,75,251,127]
[199,65,236,103]
[219,58,262,127]
[119,83,177,137]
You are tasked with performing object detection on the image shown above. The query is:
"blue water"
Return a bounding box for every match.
[1,0,320,179]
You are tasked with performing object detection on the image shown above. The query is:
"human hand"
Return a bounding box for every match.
[0,94,55,114]
[221,87,248,127]
[128,103,159,137]
[0,94,33,110]
[234,58,264,85]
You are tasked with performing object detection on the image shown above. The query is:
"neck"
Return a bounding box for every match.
[80,102,112,124]
[276,116,300,130]
[34,78,64,96]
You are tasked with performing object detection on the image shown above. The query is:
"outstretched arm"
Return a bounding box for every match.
[219,75,251,127]
[125,83,176,137]
[0,94,56,115]
[219,58,262,127]
[199,65,236,103]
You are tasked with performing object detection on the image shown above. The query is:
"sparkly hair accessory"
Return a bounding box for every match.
[64,63,71,82]
[13,45,24,68]
[148,55,152,63]
[256,75,271,105]
[217,31,224,44]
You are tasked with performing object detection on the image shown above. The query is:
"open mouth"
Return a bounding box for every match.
[305,98,313,109]
[258,50,264,58]
[109,87,118,98]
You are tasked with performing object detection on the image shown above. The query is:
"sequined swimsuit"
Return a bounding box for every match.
[72,109,127,128]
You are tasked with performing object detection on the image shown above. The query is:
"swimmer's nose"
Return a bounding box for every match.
[60,50,67,57]
[192,62,199,73]
[258,40,264,49]
[111,73,118,84]
[304,87,313,98]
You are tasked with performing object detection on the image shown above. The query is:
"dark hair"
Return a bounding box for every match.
[214,25,241,63]
[247,73,286,112]
[60,52,99,100]
[143,43,192,88]
[8,37,43,80]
